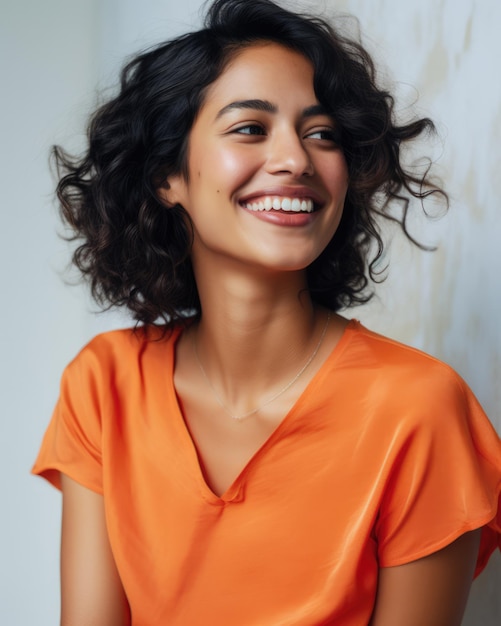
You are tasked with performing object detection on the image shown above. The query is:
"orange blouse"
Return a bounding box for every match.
[33,321,501,626]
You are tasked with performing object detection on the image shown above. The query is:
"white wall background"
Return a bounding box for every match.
[1,0,499,624]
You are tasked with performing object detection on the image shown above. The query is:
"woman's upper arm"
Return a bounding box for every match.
[370,529,482,626]
[60,474,130,626]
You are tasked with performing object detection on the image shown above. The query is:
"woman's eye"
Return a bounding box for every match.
[234,124,265,136]
[306,128,340,143]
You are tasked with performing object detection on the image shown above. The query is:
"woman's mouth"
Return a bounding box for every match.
[241,196,316,213]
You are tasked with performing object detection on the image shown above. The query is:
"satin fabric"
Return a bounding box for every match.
[33,321,501,625]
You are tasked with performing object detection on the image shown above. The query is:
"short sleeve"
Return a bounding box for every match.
[375,369,501,577]
[31,341,106,494]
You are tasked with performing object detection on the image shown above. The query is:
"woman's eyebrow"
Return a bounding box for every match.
[302,104,329,118]
[215,99,277,119]
[215,99,329,120]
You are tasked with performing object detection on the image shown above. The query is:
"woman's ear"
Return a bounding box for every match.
[157,174,186,208]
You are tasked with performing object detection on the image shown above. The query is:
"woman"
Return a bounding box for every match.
[33,0,501,624]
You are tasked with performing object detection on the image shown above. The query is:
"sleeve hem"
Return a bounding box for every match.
[31,463,104,496]
[378,510,499,570]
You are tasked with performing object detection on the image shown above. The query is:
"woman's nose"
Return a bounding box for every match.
[266,130,314,177]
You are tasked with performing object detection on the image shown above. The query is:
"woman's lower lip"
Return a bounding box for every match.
[241,207,318,227]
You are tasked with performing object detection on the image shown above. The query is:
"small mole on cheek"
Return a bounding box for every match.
[217,189,220,193]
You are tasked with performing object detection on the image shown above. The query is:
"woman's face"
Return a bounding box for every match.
[165,42,349,275]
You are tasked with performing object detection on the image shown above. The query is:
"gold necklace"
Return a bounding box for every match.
[193,311,331,421]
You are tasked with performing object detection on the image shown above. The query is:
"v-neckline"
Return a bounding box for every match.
[165,319,359,504]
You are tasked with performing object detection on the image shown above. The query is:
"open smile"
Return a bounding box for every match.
[239,195,323,227]
[242,196,316,213]
[238,187,324,216]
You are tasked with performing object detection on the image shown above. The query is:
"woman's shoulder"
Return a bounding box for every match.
[340,322,499,469]
[342,320,473,411]
[64,324,183,378]
[350,320,461,376]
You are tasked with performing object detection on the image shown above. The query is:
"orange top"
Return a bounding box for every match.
[32,321,501,626]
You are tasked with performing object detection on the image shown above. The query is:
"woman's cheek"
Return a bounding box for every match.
[217,145,261,182]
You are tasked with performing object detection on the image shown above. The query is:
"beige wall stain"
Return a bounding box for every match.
[461,167,484,222]
[489,106,501,201]
[463,13,473,53]
[420,38,449,98]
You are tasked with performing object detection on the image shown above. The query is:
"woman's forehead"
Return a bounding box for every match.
[199,43,317,118]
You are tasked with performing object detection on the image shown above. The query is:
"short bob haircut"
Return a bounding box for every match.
[54,0,446,326]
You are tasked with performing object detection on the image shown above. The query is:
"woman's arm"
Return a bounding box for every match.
[370,530,481,626]
[60,474,131,626]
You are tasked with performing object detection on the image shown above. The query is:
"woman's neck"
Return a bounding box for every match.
[188,262,323,407]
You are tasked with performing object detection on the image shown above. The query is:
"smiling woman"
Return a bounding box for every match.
[32,0,501,625]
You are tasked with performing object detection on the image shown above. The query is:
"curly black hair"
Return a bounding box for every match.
[53,0,447,326]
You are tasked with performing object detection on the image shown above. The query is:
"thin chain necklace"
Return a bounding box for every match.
[193,311,331,421]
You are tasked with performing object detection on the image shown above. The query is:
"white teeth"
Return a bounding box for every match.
[244,197,315,213]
